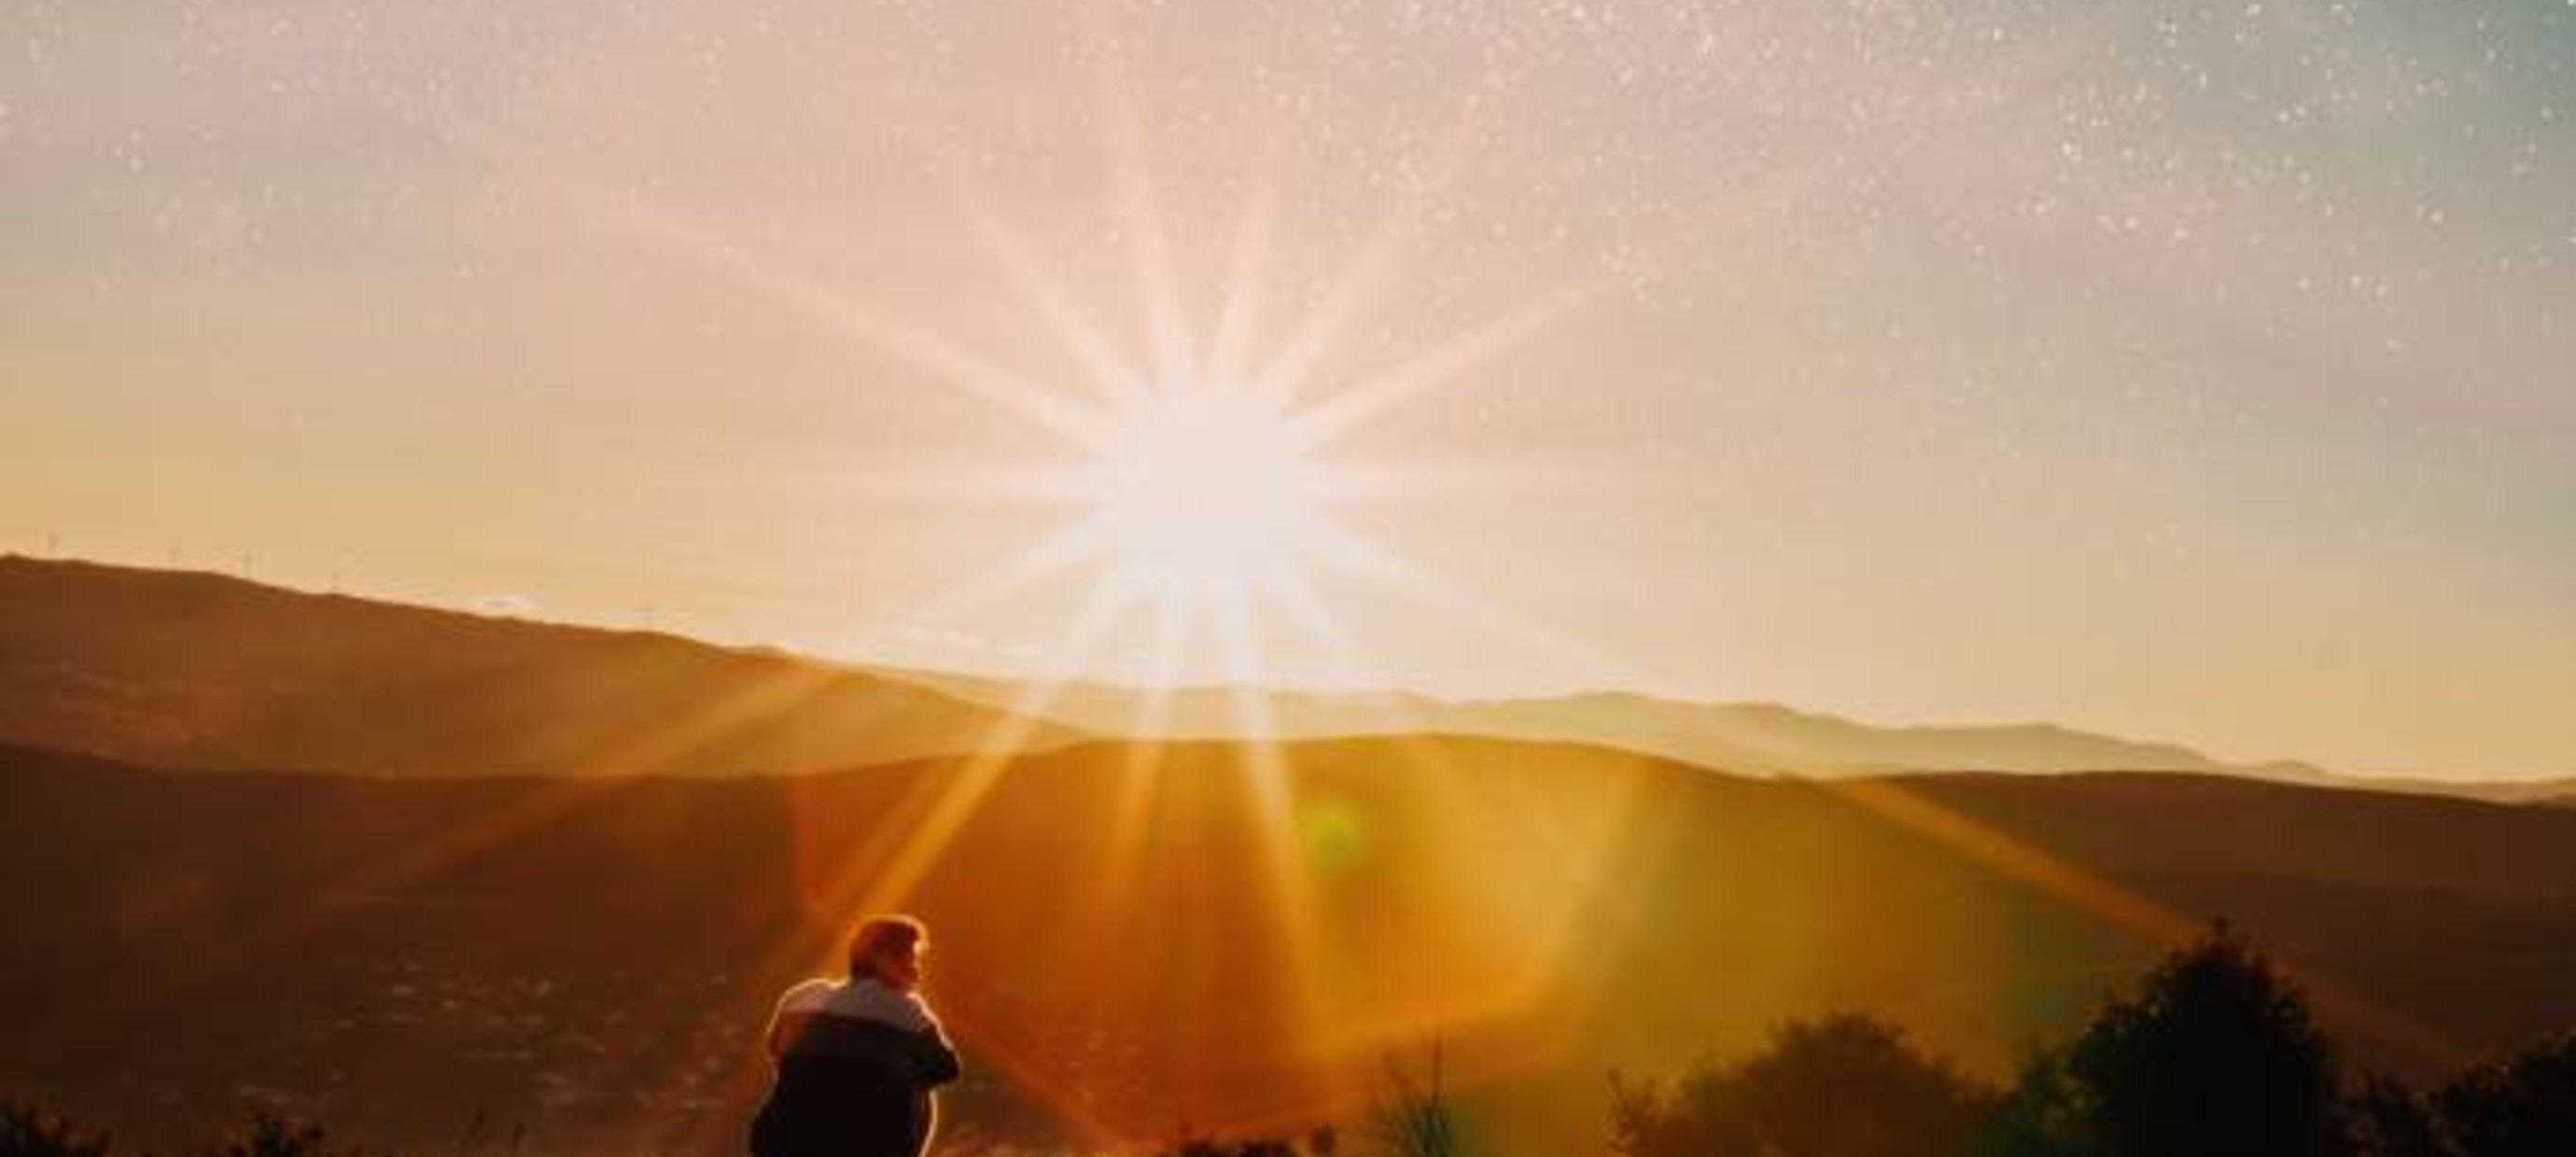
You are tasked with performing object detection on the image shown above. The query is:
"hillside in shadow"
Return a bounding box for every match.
[5,738,2573,1157]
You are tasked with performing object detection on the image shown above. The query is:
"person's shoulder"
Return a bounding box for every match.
[900,990,944,1030]
[837,979,937,1033]
[773,976,840,1013]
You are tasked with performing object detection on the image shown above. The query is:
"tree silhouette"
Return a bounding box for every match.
[2351,1074,2449,1157]
[1610,1012,1999,1157]
[199,1112,366,1157]
[2041,921,2350,1157]
[1981,1052,2089,1157]
[1,1100,111,1157]
[2434,1030,2576,1157]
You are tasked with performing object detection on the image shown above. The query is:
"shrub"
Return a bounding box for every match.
[2434,1031,2576,1157]
[2009,922,2349,1157]
[200,1112,365,1157]
[1611,1012,1999,1157]
[1,1100,111,1157]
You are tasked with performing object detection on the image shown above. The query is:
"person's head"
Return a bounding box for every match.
[847,914,929,991]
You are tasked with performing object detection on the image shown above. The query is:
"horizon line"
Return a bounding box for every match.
[7,549,2571,785]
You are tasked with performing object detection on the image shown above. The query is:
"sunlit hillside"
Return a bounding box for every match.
[16,556,2569,802]
[0,556,1078,776]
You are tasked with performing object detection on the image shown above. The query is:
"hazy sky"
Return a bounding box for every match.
[5,0,2572,775]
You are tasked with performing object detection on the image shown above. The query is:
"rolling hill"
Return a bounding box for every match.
[7,555,2558,799]
[5,737,2573,1157]
[0,555,1078,776]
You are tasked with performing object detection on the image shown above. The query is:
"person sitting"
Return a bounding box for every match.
[752,915,961,1157]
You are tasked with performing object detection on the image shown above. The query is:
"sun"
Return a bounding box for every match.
[591,149,1600,690]
[1087,385,1323,605]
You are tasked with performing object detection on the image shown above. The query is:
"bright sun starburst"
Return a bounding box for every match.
[561,101,1691,1148]
[1087,386,1323,606]
[592,162,1607,694]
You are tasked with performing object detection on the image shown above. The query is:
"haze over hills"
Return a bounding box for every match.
[894,673,2576,802]
[5,737,2575,1157]
[0,555,1080,777]
[2,554,2297,783]
[8,555,2569,799]
[886,667,2331,780]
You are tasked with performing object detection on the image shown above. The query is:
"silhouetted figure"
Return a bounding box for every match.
[752,916,960,1157]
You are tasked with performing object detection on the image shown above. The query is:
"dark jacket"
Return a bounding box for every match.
[752,1013,961,1157]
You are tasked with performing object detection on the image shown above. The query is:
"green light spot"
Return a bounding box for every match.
[1301,800,1368,872]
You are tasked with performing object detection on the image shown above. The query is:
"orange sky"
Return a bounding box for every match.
[4,0,2573,775]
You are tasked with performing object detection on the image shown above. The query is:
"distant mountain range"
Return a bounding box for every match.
[4,555,2567,801]
[883,671,2576,803]
[880,668,2324,777]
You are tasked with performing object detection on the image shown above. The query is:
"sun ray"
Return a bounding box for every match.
[1244,222,1407,411]
[554,177,1120,451]
[857,573,1141,915]
[1207,581,1337,1056]
[1206,148,1281,390]
[1098,68,1197,393]
[819,457,1098,507]
[1250,565,1652,1065]
[104,655,880,1025]
[537,76,1724,1126]
[1303,518,1644,691]
[1084,595,1192,927]
[678,768,994,1157]
[1254,565,1429,730]
[1241,43,1528,412]
[742,262,1121,452]
[964,198,1155,409]
[1819,775,2470,1068]
[1286,277,1602,452]
[757,574,1139,997]
[672,578,1153,1157]
[879,509,1115,638]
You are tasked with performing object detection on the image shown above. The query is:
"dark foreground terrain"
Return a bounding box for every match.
[5,738,2574,1157]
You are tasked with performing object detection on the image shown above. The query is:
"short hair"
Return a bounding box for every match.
[847,914,928,980]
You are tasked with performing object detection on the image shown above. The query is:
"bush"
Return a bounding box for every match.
[1611,1012,2000,1157]
[2001,922,2349,1157]
[2434,1031,2576,1157]
[1,1100,111,1157]
[2351,1074,2447,1157]
[195,1112,368,1157]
